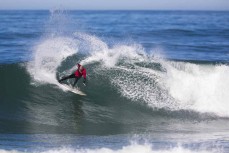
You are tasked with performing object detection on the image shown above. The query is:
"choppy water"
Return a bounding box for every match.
[0,10,229,153]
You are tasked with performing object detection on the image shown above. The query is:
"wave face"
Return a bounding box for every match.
[1,32,229,134]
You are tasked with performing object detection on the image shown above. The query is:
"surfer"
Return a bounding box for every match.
[58,63,86,87]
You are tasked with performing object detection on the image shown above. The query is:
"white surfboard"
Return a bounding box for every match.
[59,84,86,96]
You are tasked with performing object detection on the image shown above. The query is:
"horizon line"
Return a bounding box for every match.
[0,9,229,11]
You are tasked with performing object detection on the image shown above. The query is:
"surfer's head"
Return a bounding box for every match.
[77,63,85,72]
[78,63,84,72]
[79,65,83,71]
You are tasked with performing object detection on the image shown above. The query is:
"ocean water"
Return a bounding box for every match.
[0,10,229,153]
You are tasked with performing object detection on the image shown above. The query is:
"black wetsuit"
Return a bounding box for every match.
[58,74,80,87]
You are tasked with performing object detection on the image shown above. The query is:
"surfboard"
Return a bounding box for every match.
[59,84,86,96]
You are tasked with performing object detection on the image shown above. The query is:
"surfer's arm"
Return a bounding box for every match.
[83,70,86,85]
[83,76,86,83]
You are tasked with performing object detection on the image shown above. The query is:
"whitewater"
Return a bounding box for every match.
[27,31,229,117]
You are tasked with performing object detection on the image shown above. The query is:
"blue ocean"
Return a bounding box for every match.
[0,10,229,153]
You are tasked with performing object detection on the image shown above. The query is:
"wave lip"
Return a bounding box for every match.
[27,36,78,85]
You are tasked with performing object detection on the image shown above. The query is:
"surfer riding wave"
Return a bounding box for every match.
[58,63,87,87]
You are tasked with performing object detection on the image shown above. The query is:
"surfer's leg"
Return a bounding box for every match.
[72,77,80,87]
[59,74,75,82]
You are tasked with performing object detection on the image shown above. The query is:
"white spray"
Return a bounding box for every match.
[26,10,229,117]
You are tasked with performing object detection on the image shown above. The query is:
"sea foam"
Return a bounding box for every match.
[0,143,217,153]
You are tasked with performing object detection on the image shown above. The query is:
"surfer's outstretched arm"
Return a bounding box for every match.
[59,74,75,83]
[83,78,86,86]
